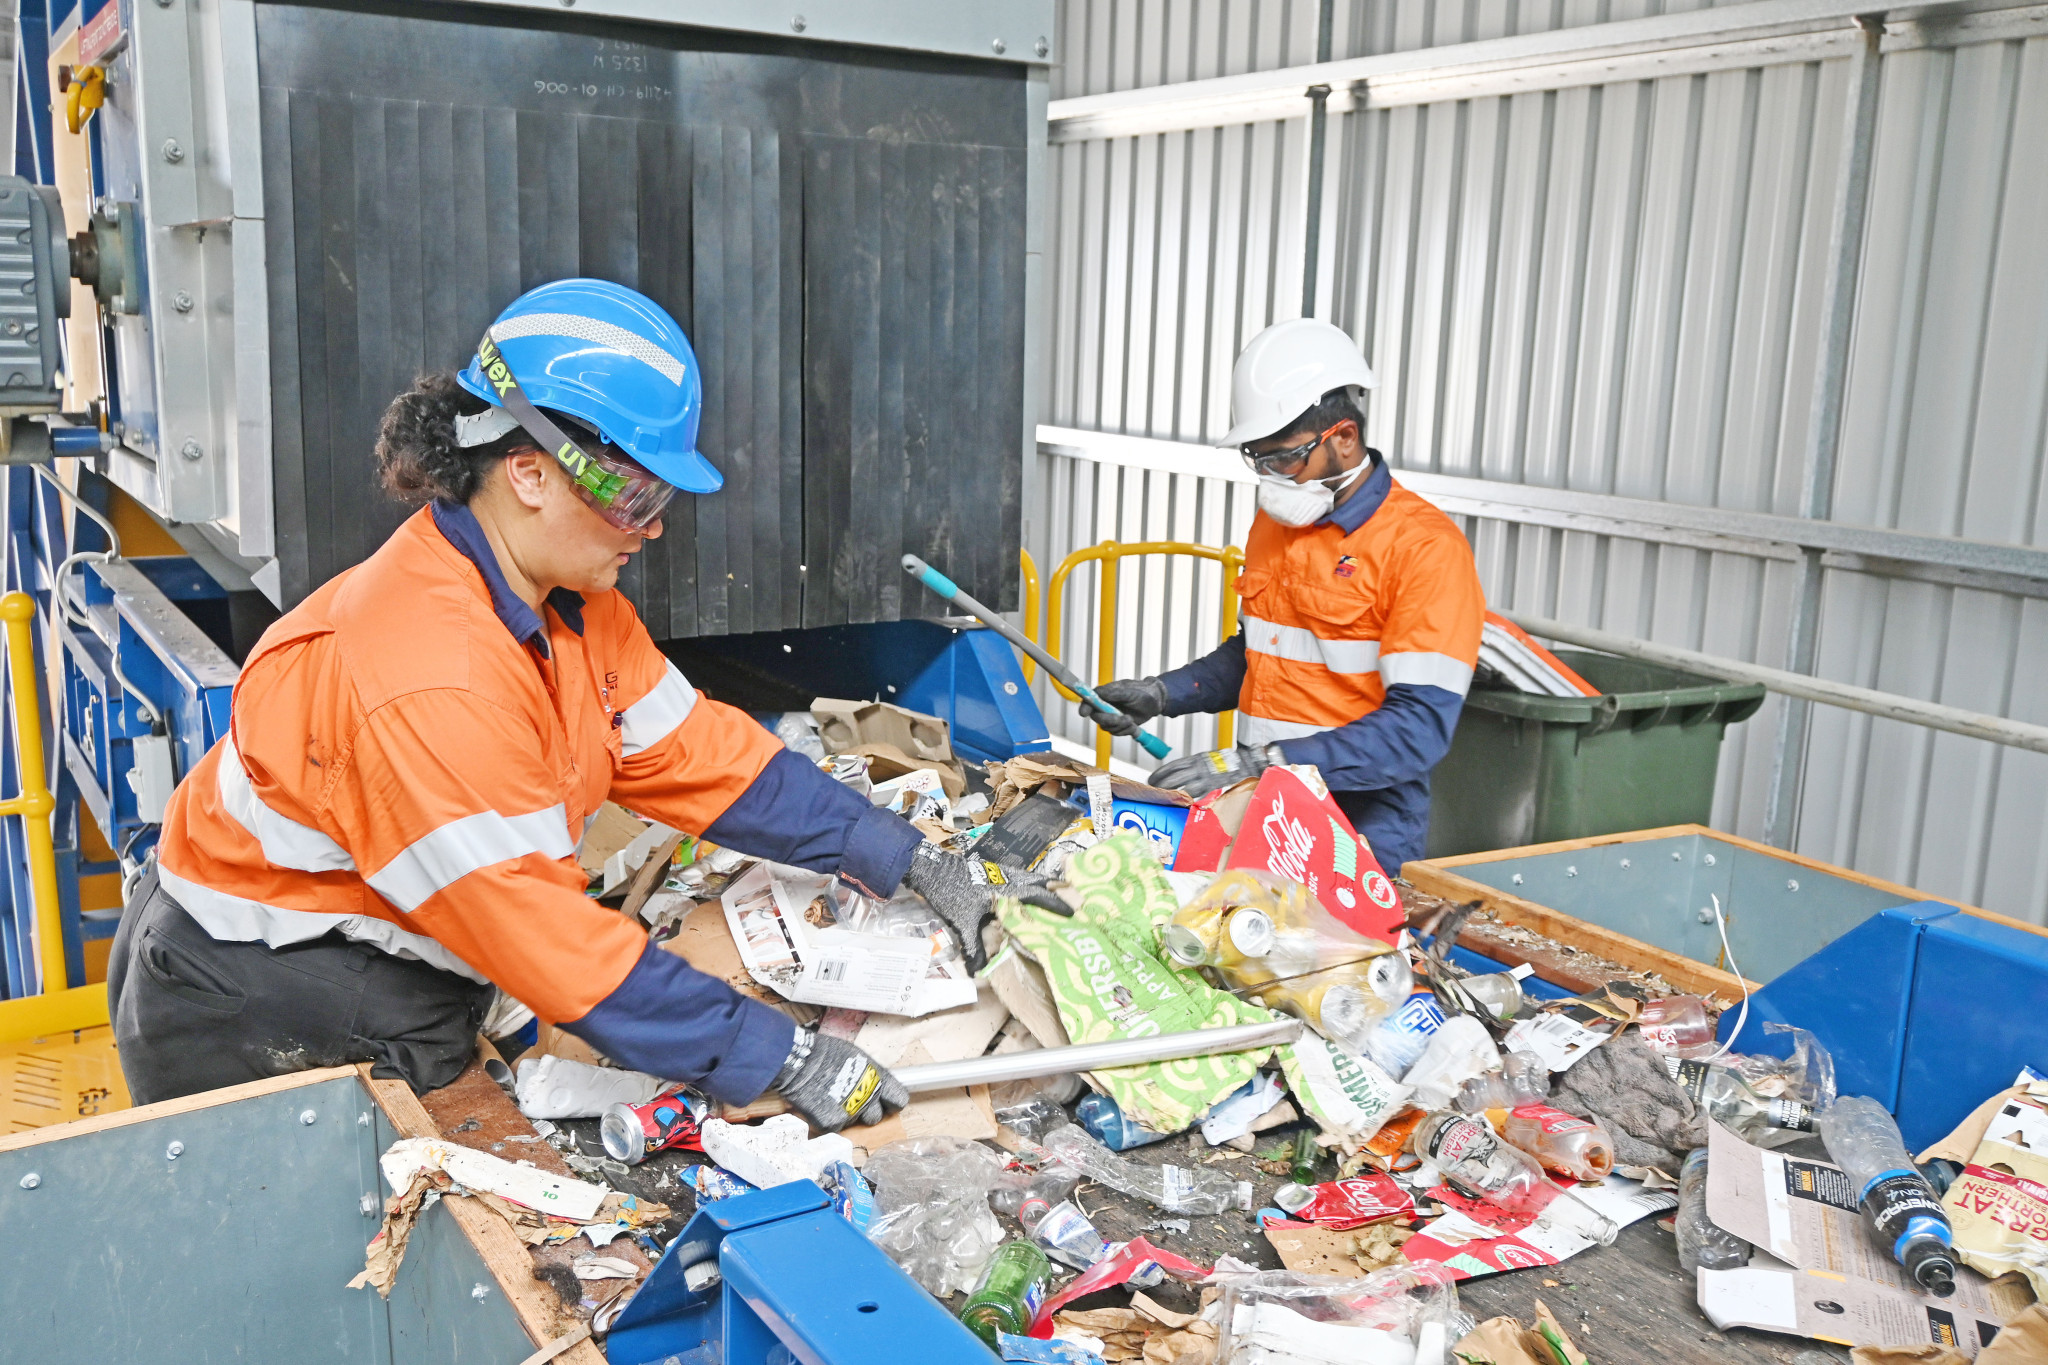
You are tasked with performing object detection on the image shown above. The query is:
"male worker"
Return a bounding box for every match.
[1084,319,1484,872]
[107,278,1062,1122]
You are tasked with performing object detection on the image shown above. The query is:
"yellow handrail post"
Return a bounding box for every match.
[1,593,64,994]
[0,591,110,1041]
[1039,540,1244,766]
[1094,545,1119,768]
[1018,548,1041,684]
[1218,545,1244,749]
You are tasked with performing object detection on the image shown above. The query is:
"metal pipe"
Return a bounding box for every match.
[1504,611,2048,758]
[1767,12,1888,849]
[1298,0,1335,316]
[891,1018,1303,1095]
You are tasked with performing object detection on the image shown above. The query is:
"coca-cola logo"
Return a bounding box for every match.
[1364,870,1397,908]
[1260,806,1316,886]
[1493,1244,1549,1270]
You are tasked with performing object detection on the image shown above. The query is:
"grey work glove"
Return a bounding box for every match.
[1149,743,1283,799]
[1078,676,1169,738]
[773,1027,908,1131]
[899,843,1071,974]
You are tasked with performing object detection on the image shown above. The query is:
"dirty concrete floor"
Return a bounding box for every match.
[553,1112,1848,1361]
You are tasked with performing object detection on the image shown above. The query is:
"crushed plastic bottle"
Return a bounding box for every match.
[1075,1091,1178,1150]
[1042,1123,1252,1215]
[1030,1199,1110,1270]
[1410,1111,1618,1245]
[1636,994,1717,1058]
[1675,1148,1751,1271]
[1503,1049,1549,1106]
[1501,1102,1616,1182]
[1365,990,1446,1079]
[1818,1096,1959,1297]
[1402,1015,1502,1112]
[864,1137,1007,1297]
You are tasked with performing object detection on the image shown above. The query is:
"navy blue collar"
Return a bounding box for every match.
[430,500,585,657]
[1324,452,1392,534]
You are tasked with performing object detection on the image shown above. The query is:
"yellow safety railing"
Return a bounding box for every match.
[1035,540,1245,768]
[0,591,109,1041]
[1018,547,1042,685]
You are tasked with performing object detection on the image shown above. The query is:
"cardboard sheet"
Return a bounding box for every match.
[1700,1120,2030,1357]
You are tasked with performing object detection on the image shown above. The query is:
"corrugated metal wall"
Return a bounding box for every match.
[1035,2,2048,923]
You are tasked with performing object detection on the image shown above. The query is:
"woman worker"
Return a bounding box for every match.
[107,279,1060,1129]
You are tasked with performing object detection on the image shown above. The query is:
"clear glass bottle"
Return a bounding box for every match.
[1410,1111,1618,1244]
[1668,1058,1818,1138]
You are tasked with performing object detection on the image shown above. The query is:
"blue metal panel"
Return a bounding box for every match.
[609,1181,988,1365]
[898,627,1053,763]
[1896,912,2048,1152]
[14,0,54,184]
[1720,904,1946,1114]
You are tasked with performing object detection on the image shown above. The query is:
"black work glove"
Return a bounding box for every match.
[1149,743,1283,799]
[773,1028,908,1131]
[898,843,1071,974]
[1079,676,1169,738]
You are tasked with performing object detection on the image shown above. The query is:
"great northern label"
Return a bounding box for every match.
[1767,1097,1816,1132]
[1427,1117,1498,1167]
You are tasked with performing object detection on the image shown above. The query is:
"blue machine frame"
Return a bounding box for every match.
[0,462,236,999]
[607,1182,991,1365]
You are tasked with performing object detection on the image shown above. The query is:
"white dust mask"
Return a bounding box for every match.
[1256,458,1369,527]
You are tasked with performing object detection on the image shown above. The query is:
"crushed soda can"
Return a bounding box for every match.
[601,1092,706,1165]
[820,1160,874,1233]
[679,1164,756,1202]
[1270,1174,1416,1228]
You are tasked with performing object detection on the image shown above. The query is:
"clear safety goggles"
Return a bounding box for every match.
[1240,419,1354,477]
[553,423,675,532]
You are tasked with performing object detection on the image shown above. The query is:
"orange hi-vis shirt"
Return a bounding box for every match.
[152,506,786,1030]
[1234,478,1485,747]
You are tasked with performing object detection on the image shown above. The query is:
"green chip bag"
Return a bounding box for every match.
[995,833,1279,1131]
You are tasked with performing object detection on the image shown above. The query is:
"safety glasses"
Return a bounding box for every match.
[1240,420,1352,477]
[472,330,676,531]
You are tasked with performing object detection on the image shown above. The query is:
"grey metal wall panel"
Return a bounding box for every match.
[257,2,1028,631]
[1039,0,2048,922]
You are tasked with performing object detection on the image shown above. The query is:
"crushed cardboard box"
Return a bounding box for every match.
[812,697,966,798]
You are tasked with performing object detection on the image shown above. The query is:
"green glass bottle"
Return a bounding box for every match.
[1288,1128,1324,1186]
[958,1239,1054,1346]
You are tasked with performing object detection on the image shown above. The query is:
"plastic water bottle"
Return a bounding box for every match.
[1075,1091,1178,1150]
[1674,1148,1751,1271]
[1817,1096,1959,1297]
[1030,1199,1110,1270]
[990,1166,1079,1231]
[1043,1124,1252,1215]
[1637,995,1717,1058]
[958,1239,1054,1345]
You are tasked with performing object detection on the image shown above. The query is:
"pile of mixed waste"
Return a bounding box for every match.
[353,697,2042,1363]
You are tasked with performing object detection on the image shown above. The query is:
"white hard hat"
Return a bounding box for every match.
[1219,318,1377,448]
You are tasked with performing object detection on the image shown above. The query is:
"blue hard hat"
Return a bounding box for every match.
[457,278,721,493]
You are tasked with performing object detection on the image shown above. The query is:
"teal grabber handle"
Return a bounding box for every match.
[902,554,1173,761]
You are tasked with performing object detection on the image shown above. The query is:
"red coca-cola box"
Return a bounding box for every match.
[1170,766,1403,943]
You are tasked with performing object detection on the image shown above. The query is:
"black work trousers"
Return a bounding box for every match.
[108,867,492,1105]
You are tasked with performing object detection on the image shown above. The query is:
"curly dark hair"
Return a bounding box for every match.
[373,371,536,506]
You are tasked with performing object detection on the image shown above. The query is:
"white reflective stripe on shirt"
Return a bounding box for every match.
[365,805,574,914]
[215,732,357,874]
[155,864,490,983]
[1240,614,1380,675]
[1237,712,1334,747]
[1379,650,1476,696]
[620,661,699,756]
